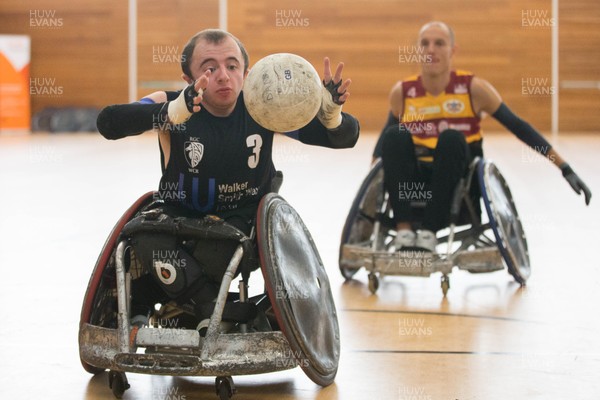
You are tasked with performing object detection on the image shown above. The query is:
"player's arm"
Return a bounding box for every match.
[96,73,209,140]
[289,57,359,149]
[288,111,359,148]
[471,77,591,205]
[372,81,404,160]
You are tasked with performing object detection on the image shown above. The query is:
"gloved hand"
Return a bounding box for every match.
[317,57,350,129]
[317,79,345,129]
[560,163,592,205]
[165,72,209,124]
[166,82,203,124]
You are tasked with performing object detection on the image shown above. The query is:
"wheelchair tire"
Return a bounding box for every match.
[338,160,393,280]
[478,161,531,285]
[79,192,156,374]
[258,193,340,387]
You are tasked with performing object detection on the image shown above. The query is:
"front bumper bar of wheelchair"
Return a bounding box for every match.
[341,243,504,277]
[79,323,297,376]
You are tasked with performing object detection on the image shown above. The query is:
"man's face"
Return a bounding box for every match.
[185,36,247,116]
[418,25,455,76]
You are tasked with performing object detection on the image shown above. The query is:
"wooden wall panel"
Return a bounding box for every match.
[559,0,600,131]
[0,0,128,114]
[136,0,218,98]
[228,0,560,134]
[1,0,598,133]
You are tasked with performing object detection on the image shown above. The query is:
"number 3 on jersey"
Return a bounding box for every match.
[246,134,263,169]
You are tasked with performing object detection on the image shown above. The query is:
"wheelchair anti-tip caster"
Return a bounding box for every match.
[368,272,379,294]
[216,376,236,400]
[108,370,130,399]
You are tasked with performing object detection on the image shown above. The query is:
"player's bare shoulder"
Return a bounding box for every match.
[470,76,502,116]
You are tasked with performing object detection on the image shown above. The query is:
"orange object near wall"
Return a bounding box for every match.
[0,35,30,134]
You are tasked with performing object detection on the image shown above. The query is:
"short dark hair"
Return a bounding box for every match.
[181,29,249,79]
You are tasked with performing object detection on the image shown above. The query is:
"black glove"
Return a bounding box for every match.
[560,163,592,205]
[323,79,346,105]
[317,80,346,129]
[165,82,202,124]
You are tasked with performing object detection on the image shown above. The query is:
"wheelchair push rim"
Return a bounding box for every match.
[478,160,531,284]
[258,193,340,387]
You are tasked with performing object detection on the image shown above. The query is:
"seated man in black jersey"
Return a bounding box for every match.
[96,29,359,330]
[373,21,591,253]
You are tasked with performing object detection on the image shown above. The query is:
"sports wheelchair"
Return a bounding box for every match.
[79,189,339,399]
[339,157,530,295]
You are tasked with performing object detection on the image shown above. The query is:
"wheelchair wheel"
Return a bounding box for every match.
[478,161,530,285]
[258,193,340,387]
[339,160,394,280]
[79,192,156,374]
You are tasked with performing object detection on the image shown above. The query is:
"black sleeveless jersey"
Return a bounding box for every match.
[157,92,275,219]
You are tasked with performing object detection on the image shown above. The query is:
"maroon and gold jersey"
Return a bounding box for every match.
[401,70,482,160]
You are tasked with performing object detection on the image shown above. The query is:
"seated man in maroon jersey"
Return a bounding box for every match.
[373,21,591,253]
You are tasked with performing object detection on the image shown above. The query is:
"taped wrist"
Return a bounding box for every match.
[167,83,202,124]
[317,80,344,130]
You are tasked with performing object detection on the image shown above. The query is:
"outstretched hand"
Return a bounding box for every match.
[187,71,211,113]
[323,57,351,104]
[167,71,210,124]
[317,57,351,130]
[561,163,592,205]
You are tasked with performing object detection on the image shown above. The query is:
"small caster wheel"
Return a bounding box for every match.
[441,275,450,296]
[216,376,236,400]
[108,370,130,399]
[368,273,379,294]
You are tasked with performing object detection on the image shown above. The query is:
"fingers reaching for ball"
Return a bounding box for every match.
[190,71,211,113]
[323,57,351,103]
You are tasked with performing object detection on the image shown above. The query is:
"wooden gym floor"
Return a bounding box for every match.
[0,131,598,399]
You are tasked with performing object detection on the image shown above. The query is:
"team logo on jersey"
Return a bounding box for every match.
[443,99,465,114]
[184,141,204,168]
[454,83,468,94]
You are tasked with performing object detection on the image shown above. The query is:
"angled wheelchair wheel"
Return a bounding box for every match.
[257,193,340,387]
[79,192,156,374]
[478,161,530,285]
[338,160,394,280]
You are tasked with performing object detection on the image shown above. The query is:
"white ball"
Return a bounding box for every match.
[243,53,322,132]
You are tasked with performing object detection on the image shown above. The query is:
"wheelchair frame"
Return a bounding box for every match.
[79,192,339,399]
[339,157,530,295]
